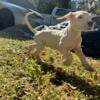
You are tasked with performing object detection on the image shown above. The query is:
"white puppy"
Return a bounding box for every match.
[25,10,94,72]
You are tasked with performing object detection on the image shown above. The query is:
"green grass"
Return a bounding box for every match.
[0,37,100,100]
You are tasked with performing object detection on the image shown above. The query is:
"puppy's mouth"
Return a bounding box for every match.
[87,21,94,30]
[87,25,94,30]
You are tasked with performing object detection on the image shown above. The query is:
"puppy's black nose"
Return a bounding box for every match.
[88,21,93,27]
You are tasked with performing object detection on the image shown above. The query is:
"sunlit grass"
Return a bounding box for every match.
[0,37,100,100]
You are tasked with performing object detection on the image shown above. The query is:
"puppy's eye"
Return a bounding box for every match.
[78,15,82,19]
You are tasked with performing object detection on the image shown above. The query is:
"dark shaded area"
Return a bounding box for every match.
[92,16,100,29]
[0,26,33,40]
[39,62,100,99]
[0,8,15,30]
[82,29,100,58]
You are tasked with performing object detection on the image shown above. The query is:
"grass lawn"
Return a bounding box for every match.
[0,37,100,100]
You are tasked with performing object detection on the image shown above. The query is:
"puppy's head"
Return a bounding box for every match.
[58,11,93,32]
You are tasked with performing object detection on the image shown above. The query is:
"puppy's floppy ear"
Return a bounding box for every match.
[57,12,74,20]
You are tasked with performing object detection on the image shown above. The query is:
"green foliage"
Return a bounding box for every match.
[96,8,100,14]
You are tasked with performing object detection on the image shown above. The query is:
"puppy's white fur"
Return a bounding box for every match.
[25,10,94,71]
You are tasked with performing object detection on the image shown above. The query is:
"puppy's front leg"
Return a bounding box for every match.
[74,47,94,71]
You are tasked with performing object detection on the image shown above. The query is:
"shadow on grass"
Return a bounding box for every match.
[40,62,100,99]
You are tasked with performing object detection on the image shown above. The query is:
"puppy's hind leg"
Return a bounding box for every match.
[28,43,44,63]
[59,48,73,65]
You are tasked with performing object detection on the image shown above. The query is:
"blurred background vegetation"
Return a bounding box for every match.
[7,0,100,14]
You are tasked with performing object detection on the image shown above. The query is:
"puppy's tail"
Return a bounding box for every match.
[25,9,37,34]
